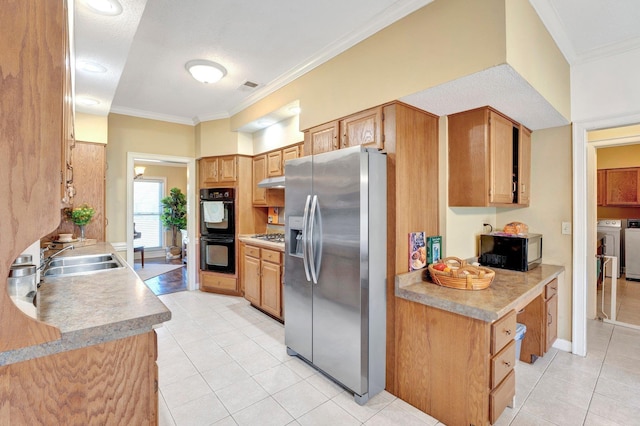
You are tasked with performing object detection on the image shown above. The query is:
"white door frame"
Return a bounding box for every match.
[573,112,640,356]
[126,152,198,291]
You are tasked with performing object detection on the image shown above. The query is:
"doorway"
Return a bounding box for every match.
[573,114,640,357]
[126,152,198,291]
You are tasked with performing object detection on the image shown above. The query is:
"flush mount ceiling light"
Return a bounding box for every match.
[83,0,123,16]
[76,96,100,106]
[185,60,227,84]
[288,105,301,115]
[77,59,107,73]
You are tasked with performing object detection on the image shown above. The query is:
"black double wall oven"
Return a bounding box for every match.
[200,188,235,274]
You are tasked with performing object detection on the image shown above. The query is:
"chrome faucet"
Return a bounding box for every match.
[40,245,74,273]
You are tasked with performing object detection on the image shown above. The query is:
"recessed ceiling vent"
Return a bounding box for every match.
[239,80,259,91]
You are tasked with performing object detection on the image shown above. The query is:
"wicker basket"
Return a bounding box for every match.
[427,257,495,290]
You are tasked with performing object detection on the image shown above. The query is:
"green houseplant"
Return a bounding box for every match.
[65,203,95,240]
[161,187,187,256]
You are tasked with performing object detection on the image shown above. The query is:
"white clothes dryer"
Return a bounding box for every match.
[625,219,640,280]
[597,219,622,278]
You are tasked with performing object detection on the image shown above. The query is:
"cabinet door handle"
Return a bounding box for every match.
[548,312,553,325]
[512,182,517,193]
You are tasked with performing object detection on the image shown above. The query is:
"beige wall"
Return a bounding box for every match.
[196,118,246,157]
[253,115,304,154]
[76,112,108,144]
[597,144,640,169]
[106,114,195,243]
[497,125,573,341]
[230,0,508,131]
[505,0,570,120]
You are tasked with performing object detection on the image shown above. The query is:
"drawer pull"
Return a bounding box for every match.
[504,329,512,336]
[502,360,512,368]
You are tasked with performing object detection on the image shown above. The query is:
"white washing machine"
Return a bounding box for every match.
[597,219,621,278]
[625,219,640,280]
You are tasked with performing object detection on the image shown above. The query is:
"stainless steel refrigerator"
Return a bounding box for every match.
[284,145,386,405]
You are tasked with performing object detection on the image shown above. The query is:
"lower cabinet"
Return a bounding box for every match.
[242,244,283,320]
[200,271,239,295]
[517,278,558,362]
[395,299,516,426]
[0,331,159,424]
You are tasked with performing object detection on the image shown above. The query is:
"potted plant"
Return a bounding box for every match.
[65,203,95,241]
[161,187,187,258]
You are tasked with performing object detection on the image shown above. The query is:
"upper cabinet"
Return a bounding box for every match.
[340,106,383,150]
[303,107,383,156]
[200,155,237,187]
[605,168,640,205]
[448,106,531,207]
[252,144,300,207]
[597,170,607,206]
[305,122,339,155]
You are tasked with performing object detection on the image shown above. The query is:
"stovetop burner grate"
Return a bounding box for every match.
[252,233,285,243]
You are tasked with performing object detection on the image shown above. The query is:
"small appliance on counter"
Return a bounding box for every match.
[479,232,542,271]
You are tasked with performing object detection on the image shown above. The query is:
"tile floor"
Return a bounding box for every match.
[156,290,640,425]
[597,274,640,327]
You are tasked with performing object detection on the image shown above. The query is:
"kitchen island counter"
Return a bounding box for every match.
[0,242,171,366]
[395,263,564,322]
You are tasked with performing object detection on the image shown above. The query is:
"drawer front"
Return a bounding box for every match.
[245,245,260,258]
[201,274,237,292]
[490,370,515,424]
[545,279,558,299]
[261,249,280,263]
[491,339,516,388]
[491,310,516,355]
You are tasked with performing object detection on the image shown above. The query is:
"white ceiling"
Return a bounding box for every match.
[74,0,640,131]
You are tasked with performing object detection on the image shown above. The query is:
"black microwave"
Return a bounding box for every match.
[479,233,542,271]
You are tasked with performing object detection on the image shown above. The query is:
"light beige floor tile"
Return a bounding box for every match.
[594,375,639,407]
[493,406,517,426]
[232,397,294,426]
[527,374,593,410]
[214,330,253,348]
[224,339,267,361]
[158,353,199,387]
[212,416,238,425]
[273,381,329,419]
[201,361,251,391]
[215,377,270,414]
[364,398,439,426]
[170,393,230,426]
[158,392,176,426]
[599,363,640,391]
[588,392,640,425]
[283,357,317,379]
[509,410,558,425]
[332,390,395,423]
[604,352,640,374]
[519,386,587,426]
[206,319,241,336]
[253,364,303,394]
[297,400,361,426]
[235,350,281,376]
[305,372,344,399]
[160,373,214,409]
[583,412,622,426]
[263,343,292,363]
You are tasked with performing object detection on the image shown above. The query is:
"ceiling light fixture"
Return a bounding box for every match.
[76,97,100,106]
[288,106,301,115]
[185,60,227,84]
[83,0,123,16]
[77,60,107,73]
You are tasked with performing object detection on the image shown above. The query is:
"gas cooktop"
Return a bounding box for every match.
[252,233,285,243]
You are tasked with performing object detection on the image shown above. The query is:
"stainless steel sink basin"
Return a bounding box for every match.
[43,253,125,277]
[48,253,117,268]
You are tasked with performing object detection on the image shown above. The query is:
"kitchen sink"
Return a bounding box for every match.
[43,253,125,277]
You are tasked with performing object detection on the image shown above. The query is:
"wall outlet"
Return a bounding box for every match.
[562,221,572,235]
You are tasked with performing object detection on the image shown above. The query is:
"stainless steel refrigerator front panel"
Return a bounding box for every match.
[284,156,313,362]
[311,147,365,394]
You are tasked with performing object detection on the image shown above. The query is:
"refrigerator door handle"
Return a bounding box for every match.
[308,195,321,284]
[301,194,312,282]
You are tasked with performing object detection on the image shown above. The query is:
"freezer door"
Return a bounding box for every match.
[284,156,314,361]
[311,146,367,394]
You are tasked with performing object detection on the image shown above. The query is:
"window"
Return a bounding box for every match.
[134,179,164,249]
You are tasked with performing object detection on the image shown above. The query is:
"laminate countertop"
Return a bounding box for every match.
[395,264,565,322]
[238,234,285,252]
[0,243,171,366]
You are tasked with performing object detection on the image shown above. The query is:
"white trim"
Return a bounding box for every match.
[111,106,198,126]
[127,152,198,291]
[573,111,640,358]
[552,338,572,353]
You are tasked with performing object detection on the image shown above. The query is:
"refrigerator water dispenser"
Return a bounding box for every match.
[288,216,304,257]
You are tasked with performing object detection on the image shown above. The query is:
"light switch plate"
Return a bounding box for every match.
[562,221,572,235]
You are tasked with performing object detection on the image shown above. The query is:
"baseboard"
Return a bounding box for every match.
[552,338,572,353]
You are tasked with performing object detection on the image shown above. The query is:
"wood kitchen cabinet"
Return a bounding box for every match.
[597,169,607,206]
[305,121,339,155]
[395,299,516,426]
[199,155,237,187]
[517,278,558,362]
[282,144,300,164]
[448,106,531,207]
[605,167,640,205]
[242,243,283,320]
[267,151,283,177]
[340,106,383,150]
[0,331,159,424]
[252,155,285,207]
